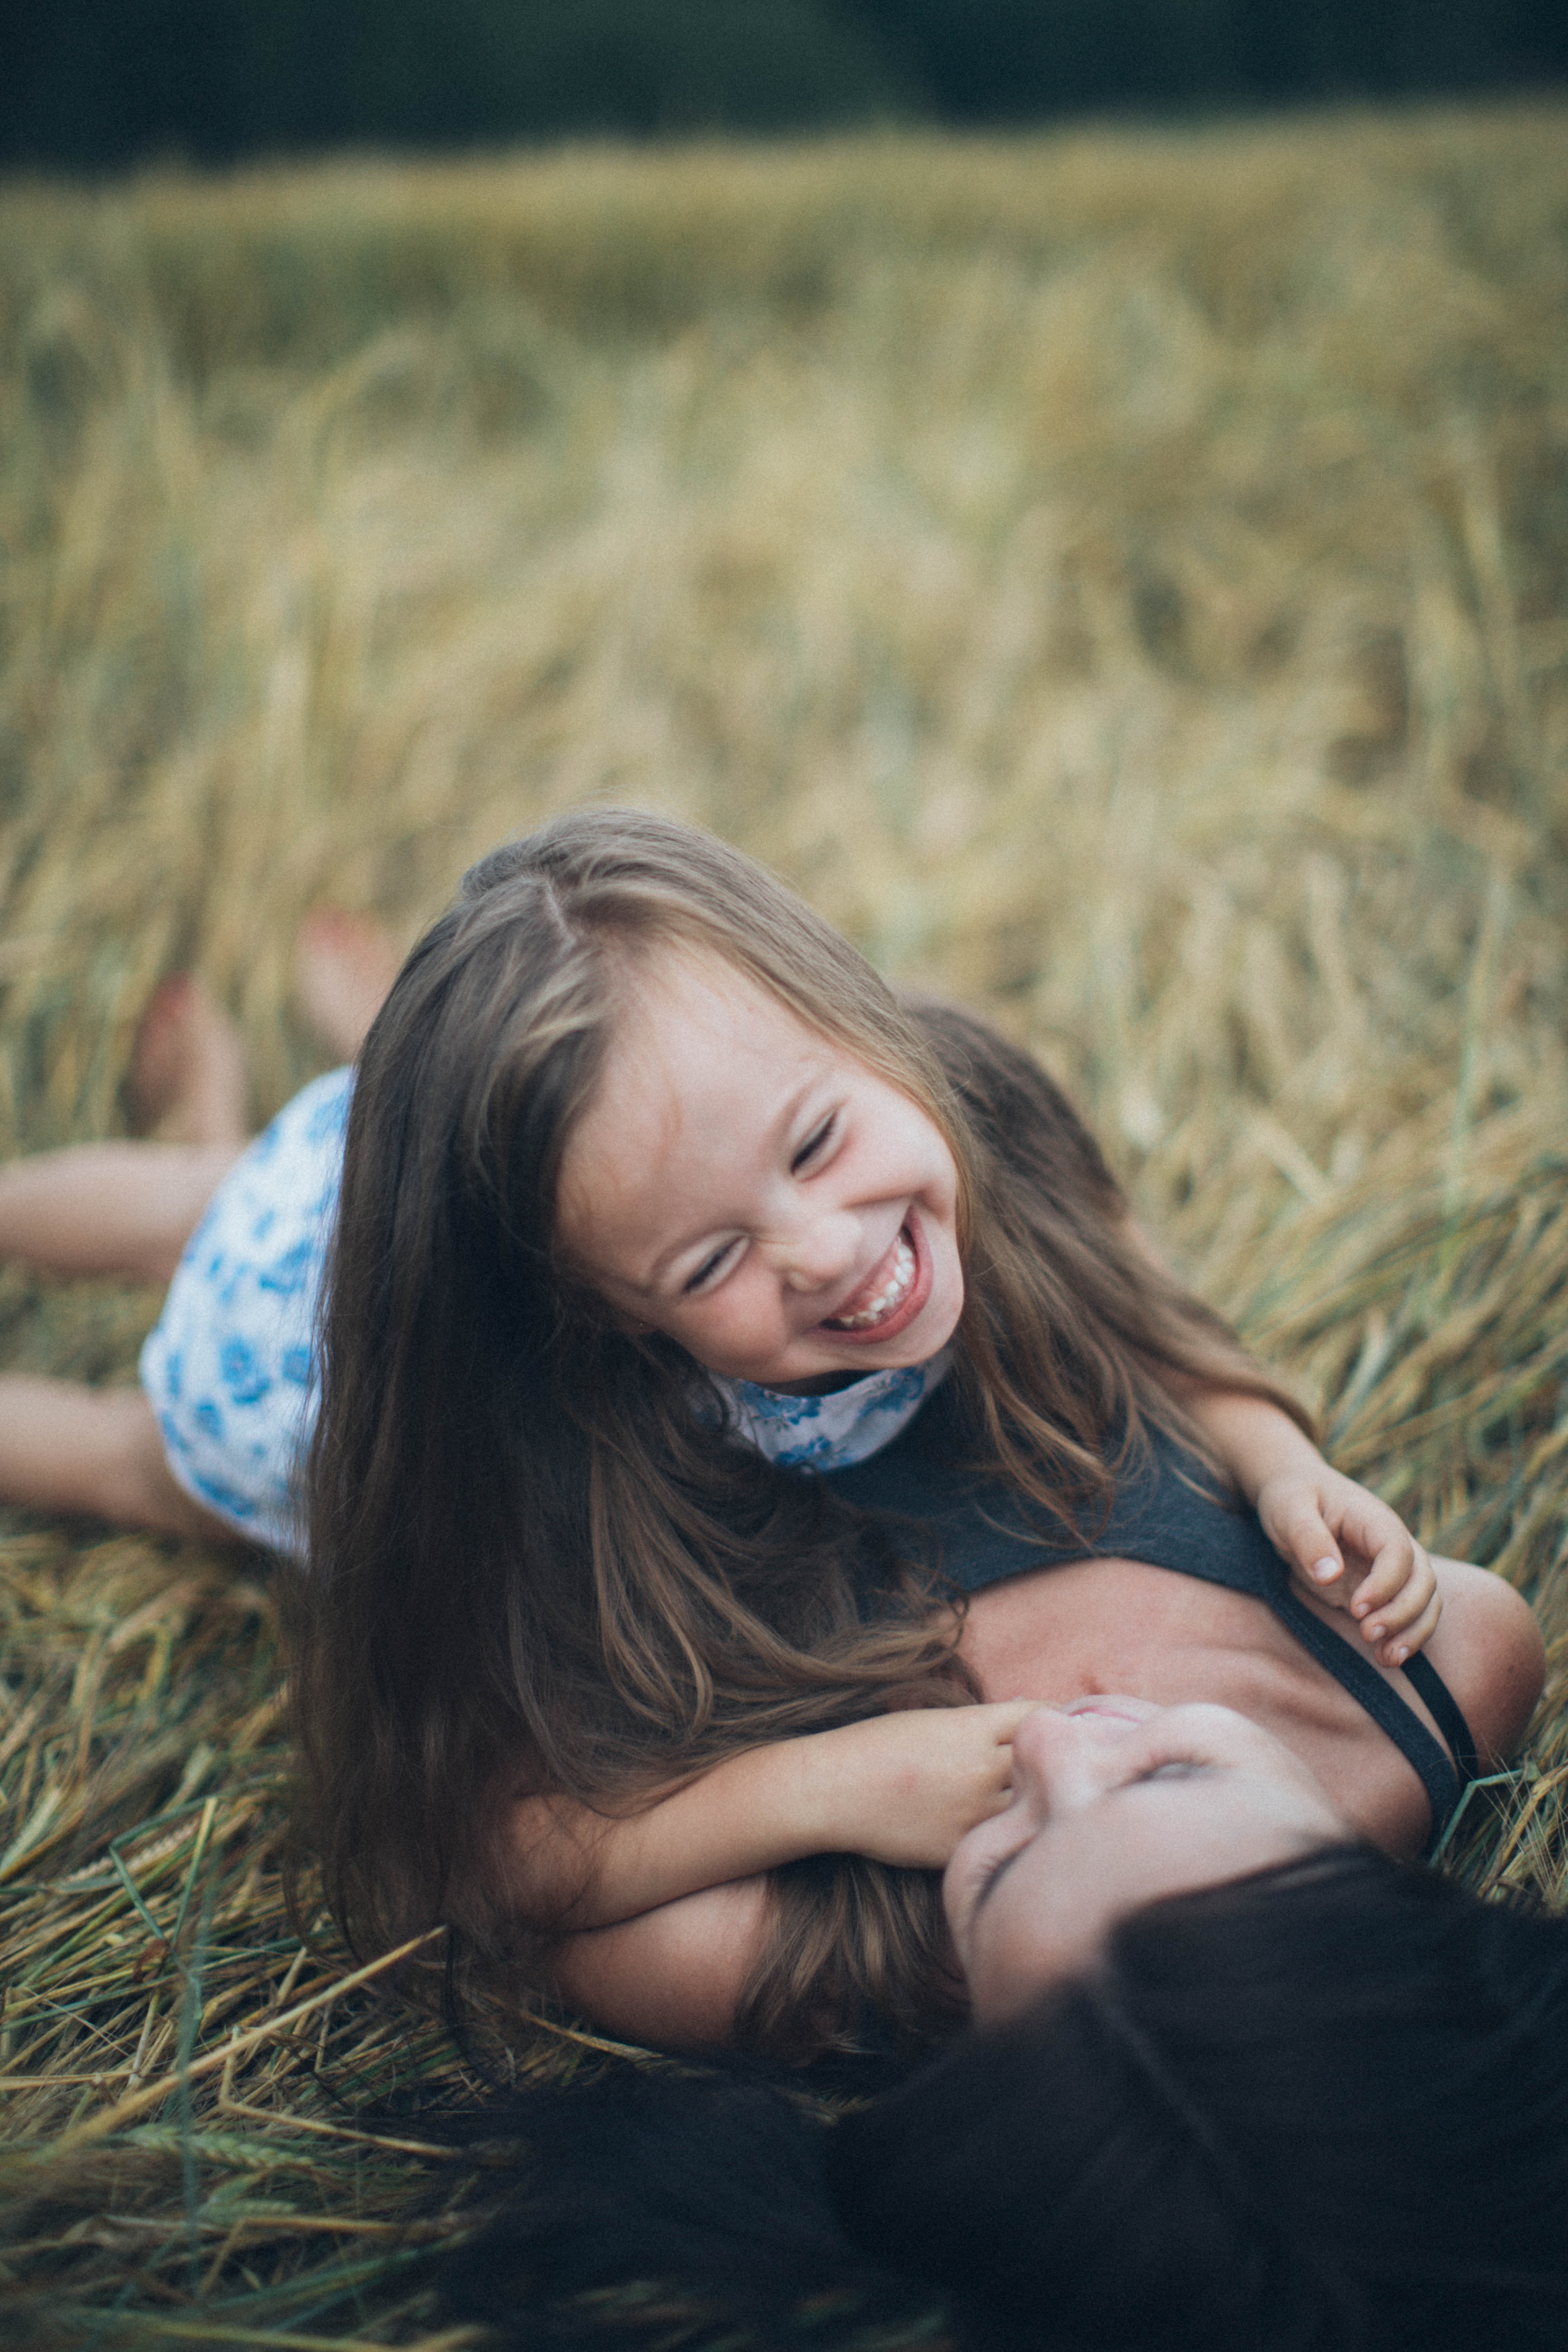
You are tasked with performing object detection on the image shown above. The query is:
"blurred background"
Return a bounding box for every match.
[5,0,1567,167]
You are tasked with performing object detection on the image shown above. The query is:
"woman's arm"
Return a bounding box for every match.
[499,1701,1033,1932]
[551,1876,773,2048]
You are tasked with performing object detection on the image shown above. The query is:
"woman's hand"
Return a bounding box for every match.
[806,1702,1037,1869]
[1254,1464,1440,1667]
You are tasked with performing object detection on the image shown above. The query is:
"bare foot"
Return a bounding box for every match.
[127,975,250,1148]
[294,908,400,1062]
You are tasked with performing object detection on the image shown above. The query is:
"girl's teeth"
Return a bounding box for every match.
[827,1231,915,1330]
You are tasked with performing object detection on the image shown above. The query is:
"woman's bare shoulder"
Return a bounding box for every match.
[1425,1558,1546,1768]
[552,1876,771,2048]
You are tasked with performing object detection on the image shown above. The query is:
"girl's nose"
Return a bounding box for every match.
[765,1207,862,1294]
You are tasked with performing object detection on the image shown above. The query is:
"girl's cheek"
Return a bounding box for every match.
[699,1277,784,1362]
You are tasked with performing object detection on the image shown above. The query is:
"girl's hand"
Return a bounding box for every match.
[1255,1467,1440,1667]
[503,1701,1036,1931]
[809,1701,1037,1870]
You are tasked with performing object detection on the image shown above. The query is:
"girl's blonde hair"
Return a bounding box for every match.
[289,809,1305,2054]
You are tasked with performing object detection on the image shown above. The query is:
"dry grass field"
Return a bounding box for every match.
[1,104,1567,2346]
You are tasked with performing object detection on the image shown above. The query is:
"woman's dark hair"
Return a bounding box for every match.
[833,1847,1568,2350]
[439,1851,1568,2352]
[287,809,1306,2051]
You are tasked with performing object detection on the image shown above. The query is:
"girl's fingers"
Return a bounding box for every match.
[987,1699,1043,1736]
[1271,1501,1343,1584]
[1352,1541,1432,1613]
[1327,1482,1407,1565]
[1370,1591,1442,1666]
[1359,1552,1438,1647]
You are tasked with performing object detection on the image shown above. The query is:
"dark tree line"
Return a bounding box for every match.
[5,0,1565,171]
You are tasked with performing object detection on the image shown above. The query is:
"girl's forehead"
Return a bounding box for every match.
[559,953,832,1228]
[609,946,831,1079]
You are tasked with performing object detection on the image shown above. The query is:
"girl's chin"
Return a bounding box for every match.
[757,1324,949,1394]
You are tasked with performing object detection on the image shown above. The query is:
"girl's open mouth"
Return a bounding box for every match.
[820,1218,932,1342]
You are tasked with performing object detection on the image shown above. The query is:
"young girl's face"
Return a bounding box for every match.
[556,950,964,1393]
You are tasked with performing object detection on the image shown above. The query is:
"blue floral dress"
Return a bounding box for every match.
[139,1068,353,1552]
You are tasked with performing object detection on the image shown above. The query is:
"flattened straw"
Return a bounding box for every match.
[42,1928,447,2154]
[108,1799,209,1947]
[179,1875,217,2287]
[1430,1770,1528,1862]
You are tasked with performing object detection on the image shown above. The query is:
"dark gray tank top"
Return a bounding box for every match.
[820,1383,1479,1856]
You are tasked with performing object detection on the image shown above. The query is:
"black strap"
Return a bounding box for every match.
[1266,1584,1476,1856]
[1401,1650,1482,1786]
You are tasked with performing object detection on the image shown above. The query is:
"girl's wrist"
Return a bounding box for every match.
[1188,1387,1323,1505]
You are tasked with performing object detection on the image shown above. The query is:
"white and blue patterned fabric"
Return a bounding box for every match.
[139,1067,354,1554]
[141,1062,951,1551]
[708,1350,951,1470]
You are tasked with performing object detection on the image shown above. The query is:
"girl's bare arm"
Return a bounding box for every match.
[1125,1218,1441,1664]
[499,1702,1031,1932]
[1183,1384,1441,1665]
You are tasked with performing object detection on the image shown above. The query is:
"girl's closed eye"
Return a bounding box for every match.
[684,1239,743,1295]
[677,1116,839,1295]
[790,1113,837,1173]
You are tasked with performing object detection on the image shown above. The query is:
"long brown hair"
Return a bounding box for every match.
[287,809,1305,2053]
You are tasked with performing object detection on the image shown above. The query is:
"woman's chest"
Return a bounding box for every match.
[955,1553,1435,1854]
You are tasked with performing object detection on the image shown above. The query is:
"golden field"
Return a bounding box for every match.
[0,107,1566,2343]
